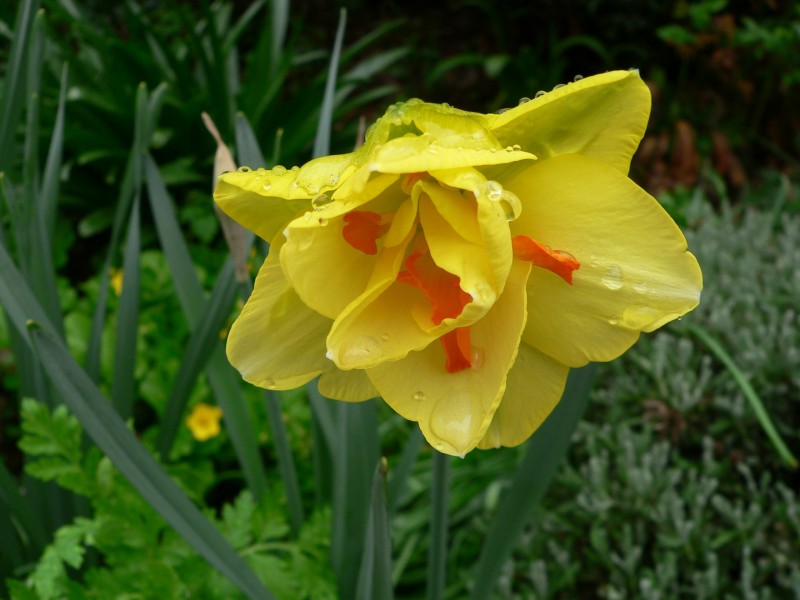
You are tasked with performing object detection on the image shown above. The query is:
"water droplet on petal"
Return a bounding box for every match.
[317,217,328,226]
[608,316,619,325]
[303,211,313,222]
[511,144,521,151]
[484,180,503,202]
[518,96,531,105]
[470,347,485,370]
[262,180,272,191]
[496,107,510,114]
[499,190,522,221]
[272,165,287,175]
[237,166,251,173]
[602,264,624,290]
[574,74,584,81]
[341,335,383,367]
[553,83,565,90]
[291,165,300,172]
[264,377,277,389]
[535,90,546,98]
[413,391,426,401]
[552,249,576,262]
[311,193,332,210]
[505,146,514,152]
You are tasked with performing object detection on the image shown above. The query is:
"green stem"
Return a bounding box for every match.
[426,450,450,600]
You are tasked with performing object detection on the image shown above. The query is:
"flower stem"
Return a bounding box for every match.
[426,450,451,600]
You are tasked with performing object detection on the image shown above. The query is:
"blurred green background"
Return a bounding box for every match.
[1,0,798,598]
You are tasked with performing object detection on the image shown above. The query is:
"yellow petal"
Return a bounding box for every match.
[369,135,536,173]
[366,260,532,456]
[226,238,332,389]
[477,342,569,449]
[504,153,702,367]
[214,153,358,241]
[486,70,650,174]
[318,366,379,402]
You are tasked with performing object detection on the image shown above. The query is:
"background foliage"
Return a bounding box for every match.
[0,0,798,598]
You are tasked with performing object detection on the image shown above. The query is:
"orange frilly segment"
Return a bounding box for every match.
[342,210,391,255]
[512,235,580,284]
[397,248,474,373]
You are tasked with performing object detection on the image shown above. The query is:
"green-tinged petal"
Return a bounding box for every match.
[318,367,379,402]
[369,135,535,173]
[504,153,702,367]
[477,342,569,449]
[366,261,532,456]
[227,239,332,389]
[214,153,358,241]
[486,70,650,173]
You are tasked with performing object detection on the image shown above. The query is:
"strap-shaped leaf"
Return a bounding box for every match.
[470,364,597,599]
[0,242,273,600]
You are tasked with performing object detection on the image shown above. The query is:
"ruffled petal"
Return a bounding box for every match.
[215,153,359,241]
[504,153,702,367]
[226,239,332,389]
[366,260,531,456]
[477,342,569,449]
[318,367,379,402]
[485,70,651,174]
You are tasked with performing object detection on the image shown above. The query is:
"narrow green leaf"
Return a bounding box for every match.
[0,0,40,172]
[155,259,238,456]
[387,427,424,515]
[686,323,798,468]
[145,156,268,498]
[110,195,141,420]
[40,63,68,241]
[470,364,597,600]
[263,391,304,535]
[0,243,273,599]
[27,327,275,600]
[313,8,347,158]
[331,400,379,599]
[356,458,393,600]
[269,0,290,78]
[0,461,49,555]
[426,451,450,600]
[235,112,267,168]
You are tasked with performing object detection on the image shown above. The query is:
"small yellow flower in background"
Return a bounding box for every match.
[109,268,124,297]
[187,403,224,442]
[214,70,702,457]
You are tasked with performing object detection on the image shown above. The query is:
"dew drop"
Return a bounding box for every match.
[237,166,251,173]
[553,83,565,90]
[341,335,383,367]
[470,347,485,370]
[608,316,619,325]
[264,377,277,389]
[325,349,334,360]
[327,173,340,187]
[535,90,546,98]
[552,249,576,262]
[290,165,300,172]
[413,390,426,401]
[484,180,503,201]
[505,146,514,152]
[291,181,300,189]
[573,74,584,81]
[601,264,624,290]
[311,193,332,210]
[518,96,531,105]
[262,180,272,191]
[303,211,313,222]
[272,164,287,175]
[317,217,328,226]
[499,190,522,221]
[496,107,510,114]
[511,144,521,151]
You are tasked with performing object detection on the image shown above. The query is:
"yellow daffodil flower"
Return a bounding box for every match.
[214,70,702,457]
[187,403,224,442]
